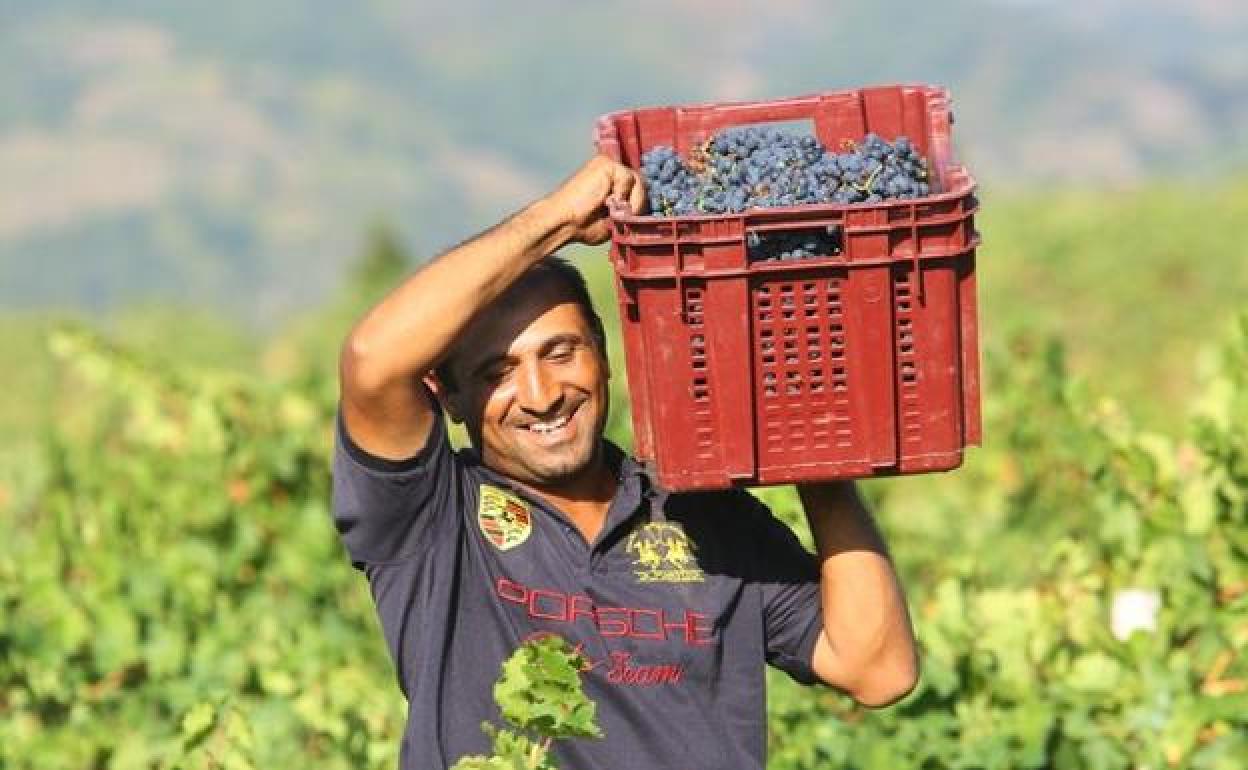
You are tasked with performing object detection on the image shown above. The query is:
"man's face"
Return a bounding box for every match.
[440,286,609,490]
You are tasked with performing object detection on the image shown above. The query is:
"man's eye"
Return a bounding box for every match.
[548,344,577,362]
[482,366,511,384]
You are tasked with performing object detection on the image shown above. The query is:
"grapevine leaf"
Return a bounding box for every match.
[494,636,602,741]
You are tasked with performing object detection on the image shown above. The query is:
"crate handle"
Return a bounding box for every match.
[698,94,824,132]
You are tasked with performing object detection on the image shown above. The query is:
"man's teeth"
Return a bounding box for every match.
[529,414,570,434]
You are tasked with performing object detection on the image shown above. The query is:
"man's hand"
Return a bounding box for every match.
[544,155,646,246]
[339,154,643,463]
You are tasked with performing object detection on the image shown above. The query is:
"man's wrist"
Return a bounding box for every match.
[797,481,861,515]
[798,481,887,554]
[518,196,576,258]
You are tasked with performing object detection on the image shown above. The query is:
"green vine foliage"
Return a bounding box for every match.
[764,317,1248,770]
[1,326,398,769]
[1,311,1246,769]
[450,635,601,770]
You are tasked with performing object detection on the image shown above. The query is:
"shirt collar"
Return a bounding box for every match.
[463,440,656,545]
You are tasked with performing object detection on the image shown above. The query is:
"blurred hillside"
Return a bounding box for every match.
[2,0,1246,321]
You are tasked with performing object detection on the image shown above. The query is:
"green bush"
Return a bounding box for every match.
[1,305,1245,768]
[766,318,1248,769]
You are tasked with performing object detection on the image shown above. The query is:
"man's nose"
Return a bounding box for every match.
[516,360,560,415]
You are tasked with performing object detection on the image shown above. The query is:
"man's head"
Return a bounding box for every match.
[430,256,610,490]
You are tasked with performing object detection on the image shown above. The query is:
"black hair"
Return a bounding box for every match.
[434,255,607,391]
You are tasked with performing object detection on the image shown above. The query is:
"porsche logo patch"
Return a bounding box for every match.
[478,485,533,551]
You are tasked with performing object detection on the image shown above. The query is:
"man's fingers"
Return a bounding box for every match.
[628,171,647,214]
[608,164,636,201]
[605,163,646,215]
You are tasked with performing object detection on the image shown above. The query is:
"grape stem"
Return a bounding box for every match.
[857,165,883,196]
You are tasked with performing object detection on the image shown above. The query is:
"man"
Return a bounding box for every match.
[332,155,918,769]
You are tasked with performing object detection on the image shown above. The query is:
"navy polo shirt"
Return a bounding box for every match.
[331,406,824,770]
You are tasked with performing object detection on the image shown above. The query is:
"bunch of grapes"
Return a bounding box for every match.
[639,127,932,261]
[745,228,842,263]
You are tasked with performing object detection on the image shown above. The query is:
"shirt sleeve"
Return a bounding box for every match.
[330,400,464,566]
[743,494,823,686]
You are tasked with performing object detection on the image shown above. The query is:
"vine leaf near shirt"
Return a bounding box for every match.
[450,635,602,770]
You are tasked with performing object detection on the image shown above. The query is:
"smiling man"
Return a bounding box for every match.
[332,155,918,769]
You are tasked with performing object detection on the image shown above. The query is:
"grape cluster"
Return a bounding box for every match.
[747,227,842,262]
[639,127,932,260]
[641,128,931,215]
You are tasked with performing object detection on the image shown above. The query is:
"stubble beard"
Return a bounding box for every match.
[507,405,606,488]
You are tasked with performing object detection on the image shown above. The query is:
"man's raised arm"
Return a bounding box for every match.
[800,482,919,707]
[338,156,645,461]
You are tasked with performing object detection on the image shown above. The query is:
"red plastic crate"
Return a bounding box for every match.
[593,84,982,491]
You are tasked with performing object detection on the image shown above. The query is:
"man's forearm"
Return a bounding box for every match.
[341,198,570,392]
[799,482,918,705]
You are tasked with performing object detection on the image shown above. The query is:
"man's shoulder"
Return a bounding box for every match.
[653,485,768,536]
[660,484,762,511]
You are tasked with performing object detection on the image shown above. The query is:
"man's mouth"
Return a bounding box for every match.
[527,413,571,435]
[518,401,582,440]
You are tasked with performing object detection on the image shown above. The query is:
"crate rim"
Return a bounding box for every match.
[593,82,953,137]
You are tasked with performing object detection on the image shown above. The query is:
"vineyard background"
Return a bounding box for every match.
[3,2,1248,768]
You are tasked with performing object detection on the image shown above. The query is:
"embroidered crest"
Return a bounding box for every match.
[625,522,704,583]
[478,485,533,551]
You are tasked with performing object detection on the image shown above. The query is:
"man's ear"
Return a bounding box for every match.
[423,373,464,424]
[597,345,611,381]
